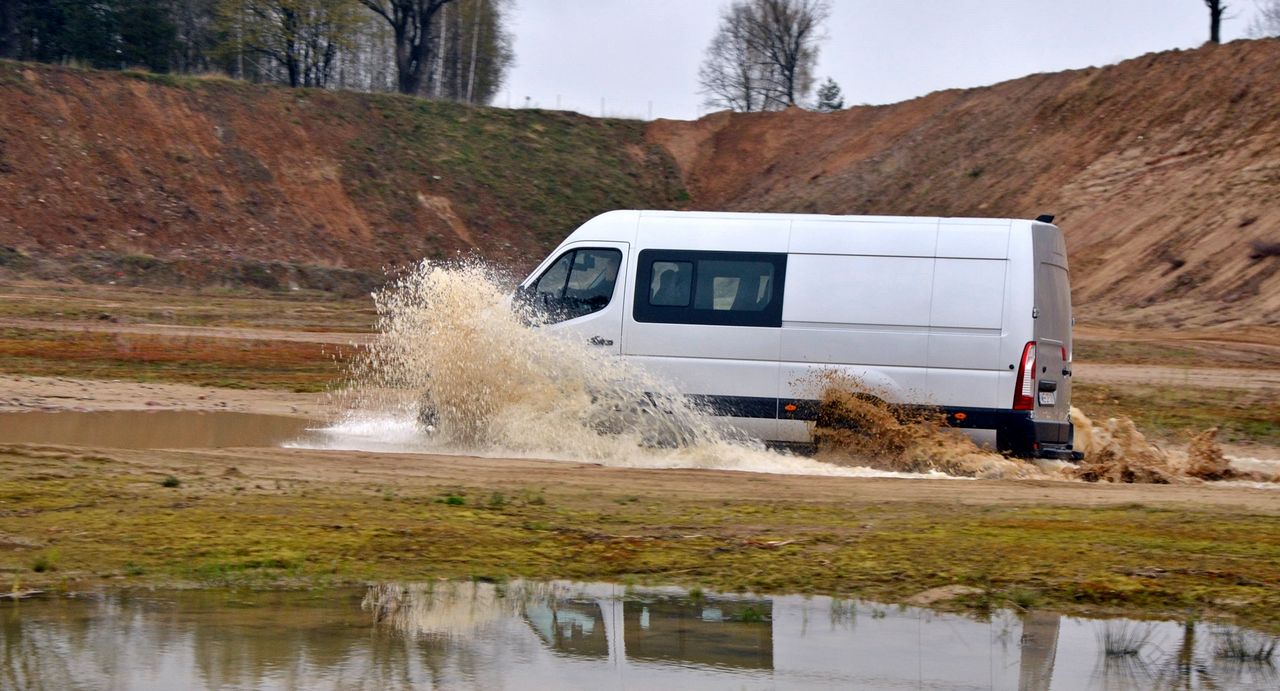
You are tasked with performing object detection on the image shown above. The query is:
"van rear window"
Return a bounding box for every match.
[634,250,786,327]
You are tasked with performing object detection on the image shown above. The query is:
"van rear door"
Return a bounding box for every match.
[1032,225,1072,434]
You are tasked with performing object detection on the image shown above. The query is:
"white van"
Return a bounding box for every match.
[518,210,1079,460]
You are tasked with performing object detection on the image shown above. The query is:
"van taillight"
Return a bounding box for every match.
[1014,342,1036,410]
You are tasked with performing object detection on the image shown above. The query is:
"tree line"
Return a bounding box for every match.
[701,0,1280,114]
[0,0,513,103]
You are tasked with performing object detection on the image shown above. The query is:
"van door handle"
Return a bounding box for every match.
[588,336,614,347]
[1062,368,1072,377]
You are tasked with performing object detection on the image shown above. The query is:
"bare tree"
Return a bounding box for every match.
[1248,0,1280,36]
[699,3,770,112]
[357,0,454,95]
[1206,0,1227,43]
[751,0,829,106]
[698,0,829,112]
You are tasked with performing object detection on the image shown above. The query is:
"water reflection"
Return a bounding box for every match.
[2,585,1276,690]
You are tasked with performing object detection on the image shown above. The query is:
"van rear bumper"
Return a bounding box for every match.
[943,408,1079,460]
[712,396,1084,461]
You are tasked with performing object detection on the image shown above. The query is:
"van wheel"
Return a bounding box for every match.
[417,396,438,430]
[585,394,702,448]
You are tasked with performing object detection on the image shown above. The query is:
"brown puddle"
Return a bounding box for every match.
[0,410,317,449]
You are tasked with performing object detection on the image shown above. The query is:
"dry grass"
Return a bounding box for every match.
[1074,382,1280,445]
[0,280,375,331]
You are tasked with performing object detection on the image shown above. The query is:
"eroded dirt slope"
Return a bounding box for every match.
[648,40,1280,327]
[0,62,685,290]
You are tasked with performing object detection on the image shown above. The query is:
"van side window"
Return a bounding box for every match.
[650,261,692,306]
[530,248,622,323]
[635,250,787,327]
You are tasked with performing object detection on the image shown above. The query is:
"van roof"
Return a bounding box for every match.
[632,207,1059,226]
[632,210,1036,226]
[558,211,1056,259]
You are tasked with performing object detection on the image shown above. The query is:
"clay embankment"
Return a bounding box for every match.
[0,62,685,290]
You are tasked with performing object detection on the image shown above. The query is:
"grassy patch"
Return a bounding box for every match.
[0,281,375,331]
[1075,382,1280,444]
[1074,339,1209,367]
[0,328,351,392]
[336,95,688,255]
[1,448,1277,632]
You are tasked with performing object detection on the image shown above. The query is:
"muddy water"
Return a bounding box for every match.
[0,411,316,449]
[3,584,1274,690]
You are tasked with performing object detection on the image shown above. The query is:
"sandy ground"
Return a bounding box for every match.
[1072,363,1280,391]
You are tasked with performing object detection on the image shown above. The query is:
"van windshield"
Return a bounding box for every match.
[531,248,622,323]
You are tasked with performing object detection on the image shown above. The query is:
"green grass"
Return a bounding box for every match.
[1075,382,1280,445]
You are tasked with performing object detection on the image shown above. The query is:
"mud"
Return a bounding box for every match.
[1070,408,1275,485]
[810,373,1045,480]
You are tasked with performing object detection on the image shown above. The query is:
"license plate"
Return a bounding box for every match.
[1038,391,1057,406]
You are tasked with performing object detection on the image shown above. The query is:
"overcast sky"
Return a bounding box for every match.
[502,0,1264,120]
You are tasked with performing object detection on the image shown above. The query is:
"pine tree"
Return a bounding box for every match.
[814,76,843,112]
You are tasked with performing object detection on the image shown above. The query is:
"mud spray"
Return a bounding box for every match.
[303,261,1272,485]
[1069,409,1274,485]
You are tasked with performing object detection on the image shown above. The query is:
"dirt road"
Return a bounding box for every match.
[0,374,1274,508]
[122,444,1279,514]
[0,375,330,418]
[1072,363,1280,391]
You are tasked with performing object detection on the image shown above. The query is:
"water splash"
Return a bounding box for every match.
[308,260,945,479]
